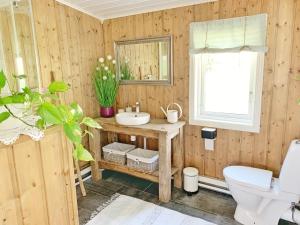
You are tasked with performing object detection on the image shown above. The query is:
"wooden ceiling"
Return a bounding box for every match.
[56,0,216,21]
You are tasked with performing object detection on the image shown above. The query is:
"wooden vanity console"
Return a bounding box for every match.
[88,118,185,203]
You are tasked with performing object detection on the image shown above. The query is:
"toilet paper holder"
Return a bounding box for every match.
[201,128,217,151]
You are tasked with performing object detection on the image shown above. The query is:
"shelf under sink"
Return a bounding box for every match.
[98,160,179,183]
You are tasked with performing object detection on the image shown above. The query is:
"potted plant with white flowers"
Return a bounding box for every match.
[94,55,119,118]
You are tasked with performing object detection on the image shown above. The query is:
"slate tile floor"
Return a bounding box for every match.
[77,170,295,225]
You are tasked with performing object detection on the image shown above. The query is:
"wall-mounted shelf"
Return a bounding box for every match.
[88,117,186,203]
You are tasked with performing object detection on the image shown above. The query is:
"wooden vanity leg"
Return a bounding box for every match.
[88,128,102,181]
[159,133,172,203]
[173,127,184,189]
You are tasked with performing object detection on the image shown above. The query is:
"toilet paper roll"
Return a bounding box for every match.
[205,139,215,151]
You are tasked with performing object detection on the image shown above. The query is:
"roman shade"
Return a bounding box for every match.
[190,14,268,54]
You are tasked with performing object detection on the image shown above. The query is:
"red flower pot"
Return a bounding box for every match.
[100,106,114,118]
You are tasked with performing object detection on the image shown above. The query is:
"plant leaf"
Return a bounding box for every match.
[0,97,12,105]
[70,102,83,121]
[43,92,59,101]
[83,130,94,138]
[0,94,25,105]
[73,144,94,161]
[72,149,78,160]
[29,92,43,104]
[0,70,6,90]
[48,81,70,94]
[37,102,64,125]
[63,121,82,144]
[57,105,73,122]
[11,94,26,103]
[0,112,10,123]
[81,117,101,129]
[36,118,46,129]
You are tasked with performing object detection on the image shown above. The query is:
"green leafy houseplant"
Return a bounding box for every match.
[0,70,100,161]
[94,55,119,108]
[94,55,119,118]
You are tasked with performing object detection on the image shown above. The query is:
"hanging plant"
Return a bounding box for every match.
[0,70,100,161]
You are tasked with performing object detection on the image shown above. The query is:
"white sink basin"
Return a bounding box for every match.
[116,112,150,126]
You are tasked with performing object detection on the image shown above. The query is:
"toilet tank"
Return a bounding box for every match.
[279,140,300,194]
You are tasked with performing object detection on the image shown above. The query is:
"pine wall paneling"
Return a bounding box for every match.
[31,0,103,117]
[31,0,104,168]
[0,127,79,225]
[29,0,300,179]
[103,0,300,179]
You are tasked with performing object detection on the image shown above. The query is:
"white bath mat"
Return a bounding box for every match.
[85,194,216,225]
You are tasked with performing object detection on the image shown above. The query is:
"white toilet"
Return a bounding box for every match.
[224,140,300,225]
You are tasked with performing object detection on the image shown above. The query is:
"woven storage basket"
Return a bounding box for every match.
[127,148,159,172]
[102,142,135,165]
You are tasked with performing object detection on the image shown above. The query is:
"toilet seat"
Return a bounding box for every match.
[224,166,273,192]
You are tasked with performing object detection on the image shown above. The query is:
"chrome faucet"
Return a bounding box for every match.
[135,102,140,113]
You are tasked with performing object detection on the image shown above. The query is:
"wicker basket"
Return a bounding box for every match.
[127,148,159,172]
[102,142,135,165]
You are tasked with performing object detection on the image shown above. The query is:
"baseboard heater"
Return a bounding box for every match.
[198,176,231,195]
[75,166,92,186]
[76,169,231,195]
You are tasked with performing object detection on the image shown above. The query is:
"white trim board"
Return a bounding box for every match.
[55,0,217,22]
[55,0,103,21]
[74,166,92,186]
[198,176,231,195]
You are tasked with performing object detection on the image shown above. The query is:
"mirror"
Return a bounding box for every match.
[0,0,40,94]
[115,36,172,85]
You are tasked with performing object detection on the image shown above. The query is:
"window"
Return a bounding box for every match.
[189,14,267,132]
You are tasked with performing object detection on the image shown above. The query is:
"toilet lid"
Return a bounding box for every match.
[224,166,273,192]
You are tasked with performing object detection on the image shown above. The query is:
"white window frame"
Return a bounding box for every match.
[189,52,265,133]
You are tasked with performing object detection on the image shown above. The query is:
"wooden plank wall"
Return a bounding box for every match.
[0,127,79,225]
[31,0,103,118]
[31,0,104,168]
[29,0,300,179]
[103,0,300,179]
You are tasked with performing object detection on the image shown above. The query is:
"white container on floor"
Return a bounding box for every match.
[183,167,199,195]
